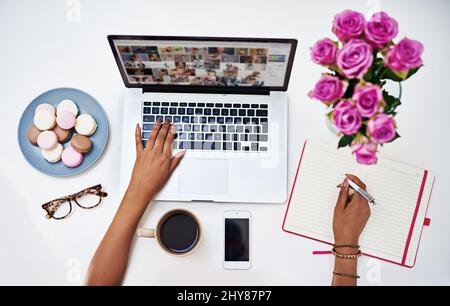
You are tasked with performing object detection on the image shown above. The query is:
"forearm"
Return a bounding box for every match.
[85,187,152,286]
[331,247,358,286]
[332,175,370,286]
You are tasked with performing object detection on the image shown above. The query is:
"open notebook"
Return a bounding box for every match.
[282,139,434,268]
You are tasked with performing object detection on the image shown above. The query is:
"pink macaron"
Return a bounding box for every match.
[61,146,84,168]
[56,111,76,130]
[37,131,58,150]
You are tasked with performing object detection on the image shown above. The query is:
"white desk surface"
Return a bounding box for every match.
[1,0,449,285]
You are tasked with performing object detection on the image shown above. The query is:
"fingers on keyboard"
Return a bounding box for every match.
[142,102,269,152]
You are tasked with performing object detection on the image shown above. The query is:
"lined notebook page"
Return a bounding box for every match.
[283,140,431,266]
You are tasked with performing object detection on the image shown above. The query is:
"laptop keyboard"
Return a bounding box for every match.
[141,101,269,152]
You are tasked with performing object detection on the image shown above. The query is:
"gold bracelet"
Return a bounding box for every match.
[333,271,360,279]
[332,248,362,259]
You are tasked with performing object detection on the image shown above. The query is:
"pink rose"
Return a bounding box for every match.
[367,114,396,143]
[311,38,338,66]
[365,12,398,49]
[337,39,373,79]
[308,74,346,105]
[353,83,382,118]
[333,100,362,135]
[352,140,378,165]
[385,37,424,72]
[333,10,366,43]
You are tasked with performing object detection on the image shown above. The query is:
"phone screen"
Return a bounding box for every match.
[225,218,249,262]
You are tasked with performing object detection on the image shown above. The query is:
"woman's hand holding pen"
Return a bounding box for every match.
[333,174,371,246]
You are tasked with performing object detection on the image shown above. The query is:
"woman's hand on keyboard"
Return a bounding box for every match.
[86,120,185,286]
[128,119,185,204]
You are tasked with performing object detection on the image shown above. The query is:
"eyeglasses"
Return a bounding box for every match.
[42,184,108,220]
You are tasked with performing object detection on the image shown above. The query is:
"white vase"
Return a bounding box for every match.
[325,115,342,136]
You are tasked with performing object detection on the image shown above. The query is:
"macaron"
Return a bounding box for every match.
[71,134,92,154]
[34,110,56,131]
[36,103,55,115]
[56,111,76,129]
[41,143,63,163]
[75,114,97,136]
[57,99,78,117]
[61,146,84,168]
[52,125,72,143]
[27,125,42,146]
[37,130,58,150]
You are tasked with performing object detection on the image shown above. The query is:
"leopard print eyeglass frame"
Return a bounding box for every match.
[41,184,108,220]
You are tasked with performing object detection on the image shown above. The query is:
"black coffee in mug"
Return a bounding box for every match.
[159,211,200,254]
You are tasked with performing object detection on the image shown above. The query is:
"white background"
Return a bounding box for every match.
[0,0,449,285]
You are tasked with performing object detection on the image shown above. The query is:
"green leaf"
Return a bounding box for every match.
[357,123,367,135]
[363,66,375,83]
[383,91,402,114]
[343,79,360,99]
[374,64,386,80]
[381,65,422,82]
[363,59,384,84]
[381,67,404,82]
[363,57,394,86]
[405,66,422,80]
[338,134,355,149]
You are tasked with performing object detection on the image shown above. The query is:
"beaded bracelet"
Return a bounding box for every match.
[332,248,362,259]
[333,272,360,279]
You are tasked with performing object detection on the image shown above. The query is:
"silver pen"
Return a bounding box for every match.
[346,178,376,205]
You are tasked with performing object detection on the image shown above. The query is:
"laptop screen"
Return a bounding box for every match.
[109,36,297,91]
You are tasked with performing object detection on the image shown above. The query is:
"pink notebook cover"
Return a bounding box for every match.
[282,140,435,268]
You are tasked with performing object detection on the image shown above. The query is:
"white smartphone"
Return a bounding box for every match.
[223,210,251,270]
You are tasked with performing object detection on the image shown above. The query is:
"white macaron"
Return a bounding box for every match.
[57,99,78,117]
[75,114,97,136]
[34,110,56,131]
[41,143,64,163]
[35,103,56,115]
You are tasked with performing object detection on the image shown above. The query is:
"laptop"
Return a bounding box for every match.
[108,35,297,203]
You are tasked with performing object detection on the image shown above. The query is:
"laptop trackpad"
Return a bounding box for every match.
[178,159,228,195]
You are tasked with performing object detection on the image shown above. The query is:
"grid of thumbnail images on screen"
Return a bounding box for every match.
[118,45,287,86]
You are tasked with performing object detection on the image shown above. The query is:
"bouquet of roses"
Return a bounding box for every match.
[309,10,424,165]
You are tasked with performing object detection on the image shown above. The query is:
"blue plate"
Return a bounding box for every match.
[18,87,109,177]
